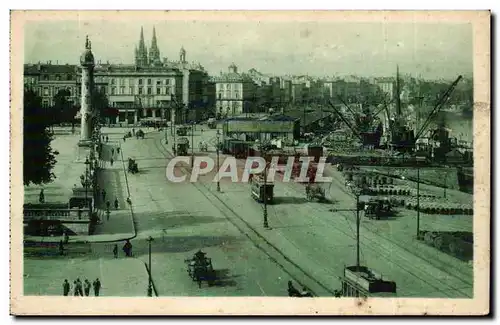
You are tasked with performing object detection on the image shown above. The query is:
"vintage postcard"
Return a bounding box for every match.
[10,10,490,315]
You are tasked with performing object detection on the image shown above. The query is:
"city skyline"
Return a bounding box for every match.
[24,20,472,81]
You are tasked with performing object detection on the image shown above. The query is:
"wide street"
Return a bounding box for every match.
[86,125,473,298]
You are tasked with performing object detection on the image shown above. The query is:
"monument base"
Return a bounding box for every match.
[77,139,93,147]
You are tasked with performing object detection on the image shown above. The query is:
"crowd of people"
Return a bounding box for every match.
[62,278,101,297]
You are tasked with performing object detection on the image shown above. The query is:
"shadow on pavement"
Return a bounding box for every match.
[140,235,242,254]
[132,212,222,231]
[212,268,240,287]
[273,196,309,205]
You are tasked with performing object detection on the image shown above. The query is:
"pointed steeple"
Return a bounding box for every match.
[149,26,161,66]
[136,26,148,67]
[151,26,157,48]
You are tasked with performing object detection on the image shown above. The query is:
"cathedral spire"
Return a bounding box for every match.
[149,26,161,66]
[136,26,148,67]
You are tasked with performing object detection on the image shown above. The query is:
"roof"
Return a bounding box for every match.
[24,64,78,74]
[222,114,299,123]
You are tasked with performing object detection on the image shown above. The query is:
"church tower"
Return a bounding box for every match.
[149,26,161,66]
[79,35,95,146]
[135,27,149,67]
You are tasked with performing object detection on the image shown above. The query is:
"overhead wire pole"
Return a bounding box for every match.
[216,130,221,192]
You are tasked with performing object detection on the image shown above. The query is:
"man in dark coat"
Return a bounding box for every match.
[59,240,64,256]
[84,279,91,296]
[114,198,119,210]
[63,279,70,296]
[76,278,84,296]
[93,278,101,296]
[73,280,79,296]
[101,189,106,202]
[123,240,132,257]
[113,244,118,258]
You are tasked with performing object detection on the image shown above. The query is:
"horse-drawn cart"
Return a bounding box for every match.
[305,183,325,202]
[199,141,208,152]
[184,250,216,288]
[128,158,139,174]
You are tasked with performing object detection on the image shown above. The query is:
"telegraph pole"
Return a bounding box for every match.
[216,130,221,192]
[416,162,421,239]
[191,122,194,168]
[146,236,154,297]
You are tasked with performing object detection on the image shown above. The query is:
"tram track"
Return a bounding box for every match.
[278,174,472,297]
[326,168,474,285]
[152,137,337,297]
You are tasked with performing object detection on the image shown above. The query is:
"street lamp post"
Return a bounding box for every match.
[84,157,90,211]
[352,187,362,270]
[146,236,154,297]
[216,130,220,192]
[263,161,269,229]
[191,122,195,168]
[416,164,420,239]
[259,141,269,229]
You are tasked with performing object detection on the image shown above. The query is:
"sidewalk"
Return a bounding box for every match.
[23,257,149,296]
[92,140,135,240]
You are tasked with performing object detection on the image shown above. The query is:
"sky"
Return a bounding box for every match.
[24,19,473,80]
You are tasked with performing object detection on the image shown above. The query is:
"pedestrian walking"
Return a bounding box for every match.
[64,230,69,244]
[113,244,118,258]
[76,278,84,296]
[102,189,106,202]
[117,147,120,154]
[84,279,91,296]
[93,278,101,296]
[132,128,135,136]
[110,157,114,166]
[59,240,64,256]
[73,280,79,296]
[123,239,132,257]
[106,210,110,221]
[111,148,114,156]
[39,189,45,204]
[114,198,119,210]
[62,279,70,296]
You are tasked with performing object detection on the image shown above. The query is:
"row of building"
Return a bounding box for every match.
[24,27,416,124]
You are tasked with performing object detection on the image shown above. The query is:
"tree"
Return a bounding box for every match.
[53,88,78,127]
[92,89,115,124]
[23,88,57,186]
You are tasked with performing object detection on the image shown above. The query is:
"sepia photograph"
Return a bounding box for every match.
[9,10,490,315]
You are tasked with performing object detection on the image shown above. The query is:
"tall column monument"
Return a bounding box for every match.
[78,35,95,147]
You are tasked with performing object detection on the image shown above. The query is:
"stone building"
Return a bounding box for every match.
[212,63,257,117]
[24,27,215,124]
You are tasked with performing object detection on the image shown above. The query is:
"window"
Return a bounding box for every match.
[67,74,73,81]
[165,79,170,85]
[129,79,134,86]
[138,79,143,85]
[218,93,222,100]
[43,87,49,96]
[120,86,125,94]
[165,87,170,95]
[156,80,162,86]
[147,87,152,95]
[147,79,152,85]
[56,75,61,81]
[227,84,232,90]
[110,78,115,85]
[42,100,49,108]
[138,87,143,95]
[156,87,161,95]
[43,74,49,81]
[120,79,125,86]
[129,87,133,95]
[111,87,116,95]
[235,91,239,99]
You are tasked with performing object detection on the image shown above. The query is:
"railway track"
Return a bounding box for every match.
[152,137,337,297]
[277,172,472,297]
[326,168,474,285]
